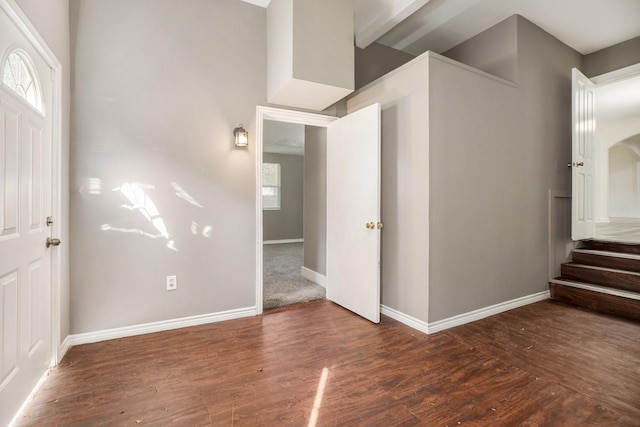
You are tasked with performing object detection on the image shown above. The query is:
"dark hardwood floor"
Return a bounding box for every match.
[17,299,640,426]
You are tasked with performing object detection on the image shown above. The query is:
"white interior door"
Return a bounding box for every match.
[0,7,53,425]
[326,103,381,323]
[571,68,596,240]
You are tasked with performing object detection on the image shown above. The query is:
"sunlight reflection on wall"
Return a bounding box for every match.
[172,181,204,208]
[101,182,176,251]
[78,177,102,195]
[98,181,214,252]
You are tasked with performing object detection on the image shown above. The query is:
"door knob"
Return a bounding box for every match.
[377,222,383,229]
[366,222,375,229]
[46,237,61,248]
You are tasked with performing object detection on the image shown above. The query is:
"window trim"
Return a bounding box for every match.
[1,48,44,113]
[262,162,281,211]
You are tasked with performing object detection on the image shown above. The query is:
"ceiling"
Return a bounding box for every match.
[244,0,640,56]
[246,0,640,153]
[263,120,305,156]
[359,0,640,56]
[596,74,640,123]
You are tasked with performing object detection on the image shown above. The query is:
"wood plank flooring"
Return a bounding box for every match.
[16,299,640,426]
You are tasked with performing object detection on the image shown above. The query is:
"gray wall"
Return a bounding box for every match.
[22,2,637,336]
[355,42,415,90]
[349,15,583,324]
[303,126,326,275]
[429,16,581,321]
[263,153,304,241]
[16,0,72,343]
[583,36,640,78]
[69,0,265,333]
[428,56,520,322]
[443,15,518,82]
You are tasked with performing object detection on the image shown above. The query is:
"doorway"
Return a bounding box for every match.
[261,119,325,309]
[572,64,640,243]
[592,66,640,242]
[255,107,337,314]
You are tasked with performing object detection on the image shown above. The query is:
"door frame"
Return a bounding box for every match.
[255,106,337,315]
[1,0,63,364]
[571,63,640,240]
[591,63,640,227]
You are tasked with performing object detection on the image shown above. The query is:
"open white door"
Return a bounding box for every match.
[571,68,596,240]
[326,103,381,323]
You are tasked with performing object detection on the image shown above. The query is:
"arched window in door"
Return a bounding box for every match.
[2,49,43,112]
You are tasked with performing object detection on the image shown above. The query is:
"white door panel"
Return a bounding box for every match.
[572,68,596,241]
[326,103,381,323]
[0,5,53,425]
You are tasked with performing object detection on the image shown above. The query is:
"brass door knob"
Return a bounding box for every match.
[377,222,383,229]
[46,237,61,248]
[366,222,375,229]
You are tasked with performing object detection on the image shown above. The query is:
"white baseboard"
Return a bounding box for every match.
[66,306,256,347]
[264,238,304,245]
[382,291,550,335]
[427,291,550,333]
[58,335,72,362]
[301,267,326,288]
[381,305,430,335]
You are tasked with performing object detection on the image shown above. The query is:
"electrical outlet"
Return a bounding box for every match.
[166,275,177,291]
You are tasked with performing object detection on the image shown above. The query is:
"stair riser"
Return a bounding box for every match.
[581,240,640,255]
[549,283,640,322]
[561,264,640,293]
[572,252,640,274]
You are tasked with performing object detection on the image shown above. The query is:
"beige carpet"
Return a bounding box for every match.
[263,243,325,309]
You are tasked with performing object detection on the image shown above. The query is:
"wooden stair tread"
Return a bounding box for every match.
[549,282,640,322]
[563,262,640,276]
[560,263,640,293]
[571,250,640,274]
[550,278,640,301]
[581,239,640,255]
[573,248,640,260]
[550,240,640,321]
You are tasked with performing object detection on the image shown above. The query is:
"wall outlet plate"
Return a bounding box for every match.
[166,275,177,291]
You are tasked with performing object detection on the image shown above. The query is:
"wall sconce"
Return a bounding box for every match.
[234,124,248,147]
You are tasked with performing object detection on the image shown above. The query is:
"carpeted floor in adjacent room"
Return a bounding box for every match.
[263,243,325,309]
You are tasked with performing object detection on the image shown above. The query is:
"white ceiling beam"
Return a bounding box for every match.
[383,0,487,52]
[354,0,431,49]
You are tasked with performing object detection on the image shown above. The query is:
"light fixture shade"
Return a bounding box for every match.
[234,124,248,147]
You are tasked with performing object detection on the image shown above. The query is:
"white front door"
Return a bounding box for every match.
[571,68,597,241]
[0,6,54,425]
[326,103,381,323]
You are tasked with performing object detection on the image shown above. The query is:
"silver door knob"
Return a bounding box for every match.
[46,238,61,248]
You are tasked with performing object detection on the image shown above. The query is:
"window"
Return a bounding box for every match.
[262,163,281,210]
[2,49,43,112]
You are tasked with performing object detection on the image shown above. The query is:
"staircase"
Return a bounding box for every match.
[549,240,640,321]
